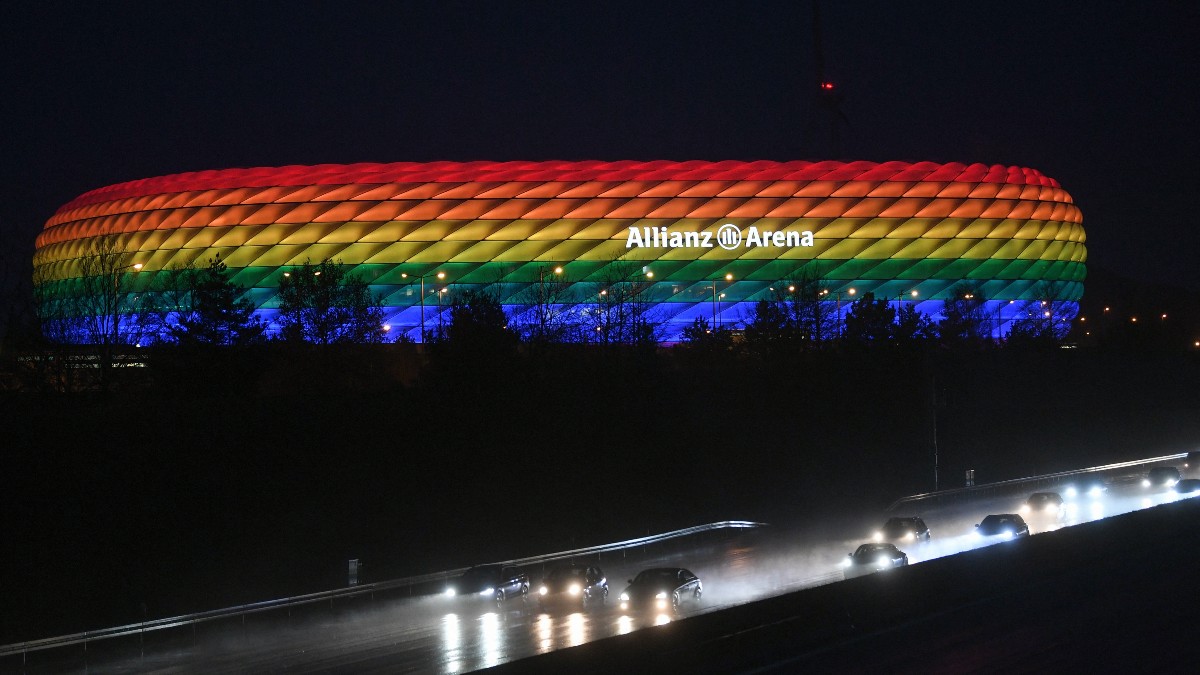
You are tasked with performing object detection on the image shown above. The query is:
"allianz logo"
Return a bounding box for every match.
[625,224,815,250]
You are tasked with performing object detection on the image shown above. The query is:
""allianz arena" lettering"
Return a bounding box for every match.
[625,225,816,250]
[32,160,1086,342]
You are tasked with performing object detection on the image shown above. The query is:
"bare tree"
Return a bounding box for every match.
[1007,281,1075,344]
[512,264,579,344]
[781,264,837,346]
[583,260,661,346]
[32,236,161,389]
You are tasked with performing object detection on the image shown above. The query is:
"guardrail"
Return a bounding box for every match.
[0,519,765,660]
[886,452,1188,512]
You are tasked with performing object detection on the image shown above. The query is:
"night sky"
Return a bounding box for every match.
[2,1,1197,290]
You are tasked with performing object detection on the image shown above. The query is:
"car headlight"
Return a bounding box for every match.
[655,591,667,599]
[1065,487,1077,498]
[1143,479,1151,487]
[569,584,581,595]
[1001,531,1013,539]
[445,588,456,597]
[841,558,852,568]
[872,532,882,542]
[876,556,889,566]
[1045,504,1058,513]
[619,593,629,602]
[1167,479,1178,487]
[538,586,548,595]
[1020,504,1030,513]
[480,587,494,596]
[904,532,915,541]
[1089,487,1102,497]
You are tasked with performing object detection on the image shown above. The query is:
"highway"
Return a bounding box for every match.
[5,456,1193,673]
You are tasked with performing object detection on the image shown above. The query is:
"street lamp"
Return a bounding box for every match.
[107,261,144,346]
[815,287,856,336]
[401,270,445,341]
[896,288,918,311]
[830,284,859,333]
[710,273,733,328]
[436,287,451,335]
[114,262,143,290]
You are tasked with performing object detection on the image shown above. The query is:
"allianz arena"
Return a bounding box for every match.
[32,160,1085,342]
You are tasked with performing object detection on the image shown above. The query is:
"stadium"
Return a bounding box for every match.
[32,160,1085,342]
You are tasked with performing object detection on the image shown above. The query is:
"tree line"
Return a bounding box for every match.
[9,238,1085,392]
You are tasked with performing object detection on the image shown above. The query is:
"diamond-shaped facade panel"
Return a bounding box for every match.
[33,160,1085,342]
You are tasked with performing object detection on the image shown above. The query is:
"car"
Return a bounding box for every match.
[1062,475,1107,499]
[1020,492,1065,519]
[872,516,931,544]
[1143,466,1181,489]
[618,568,702,613]
[842,543,909,579]
[537,563,608,610]
[445,564,529,607]
[1172,478,1200,495]
[974,514,1030,540]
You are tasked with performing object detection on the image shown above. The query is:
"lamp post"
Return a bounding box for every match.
[401,271,445,341]
[438,287,449,334]
[819,287,857,336]
[710,273,733,328]
[533,265,564,340]
[595,268,653,343]
[111,262,143,343]
[114,262,143,291]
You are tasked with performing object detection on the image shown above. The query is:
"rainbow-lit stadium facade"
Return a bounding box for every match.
[33,160,1085,342]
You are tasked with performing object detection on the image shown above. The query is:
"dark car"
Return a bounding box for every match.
[1172,478,1200,495]
[842,543,909,579]
[1144,466,1181,489]
[537,563,608,610]
[873,516,930,544]
[618,568,702,613]
[974,514,1030,540]
[445,564,529,606]
[1062,475,1107,499]
[1020,492,1065,520]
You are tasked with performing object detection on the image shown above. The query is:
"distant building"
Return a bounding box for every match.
[33,160,1085,342]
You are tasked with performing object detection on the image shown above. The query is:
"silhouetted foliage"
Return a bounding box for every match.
[842,292,895,345]
[443,288,516,350]
[276,259,386,345]
[679,317,733,351]
[165,255,264,347]
[894,304,939,347]
[938,283,988,348]
[743,299,792,357]
[427,286,518,391]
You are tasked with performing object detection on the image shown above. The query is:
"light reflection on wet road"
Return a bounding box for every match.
[81,466,1196,674]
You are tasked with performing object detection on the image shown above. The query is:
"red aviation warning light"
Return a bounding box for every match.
[820,81,835,90]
